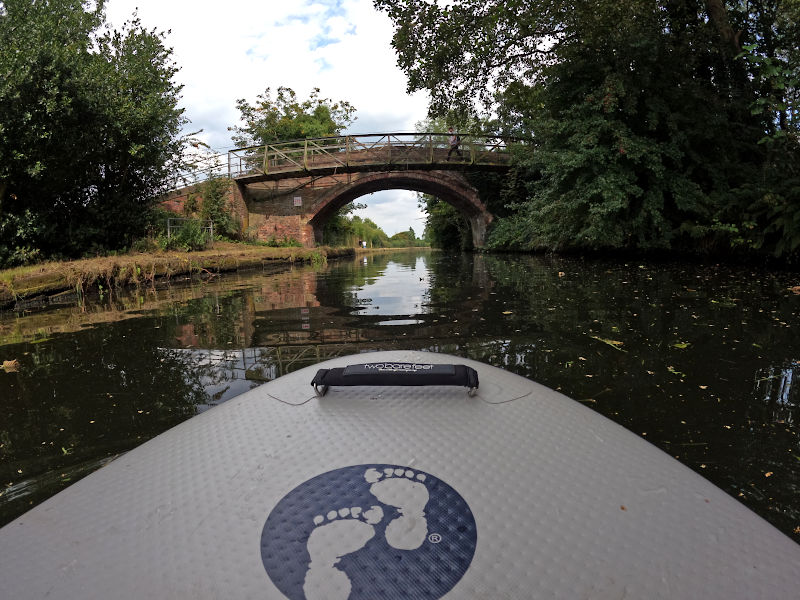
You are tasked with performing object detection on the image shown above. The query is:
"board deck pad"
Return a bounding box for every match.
[0,350,798,599]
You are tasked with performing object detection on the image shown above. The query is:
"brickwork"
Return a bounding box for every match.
[164,168,493,248]
[160,180,248,233]
[255,215,315,246]
[161,183,204,215]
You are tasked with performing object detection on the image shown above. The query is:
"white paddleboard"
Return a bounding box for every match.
[1,350,798,599]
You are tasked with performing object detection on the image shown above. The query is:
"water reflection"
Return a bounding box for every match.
[0,251,798,542]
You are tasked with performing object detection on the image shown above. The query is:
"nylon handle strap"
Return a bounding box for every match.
[311,362,479,397]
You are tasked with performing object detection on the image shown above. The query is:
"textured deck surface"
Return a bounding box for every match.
[1,350,798,599]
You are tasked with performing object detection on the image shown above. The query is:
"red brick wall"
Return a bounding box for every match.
[256,215,315,246]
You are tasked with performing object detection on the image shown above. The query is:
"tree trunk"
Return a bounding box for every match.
[703,0,741,54]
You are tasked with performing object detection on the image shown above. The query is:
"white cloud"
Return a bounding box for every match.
[105,0,429,236]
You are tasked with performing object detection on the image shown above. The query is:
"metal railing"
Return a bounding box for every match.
[167,152,229,190]
[166,218,214,241]
[227,132,514,180]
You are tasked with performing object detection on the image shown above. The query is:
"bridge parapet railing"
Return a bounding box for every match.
[227,132,514,179]
[168,151,229,190]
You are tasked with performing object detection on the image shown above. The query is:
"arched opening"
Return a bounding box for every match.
[308,171,492,248]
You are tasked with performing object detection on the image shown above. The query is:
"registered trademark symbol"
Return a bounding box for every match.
[428,532,442,544]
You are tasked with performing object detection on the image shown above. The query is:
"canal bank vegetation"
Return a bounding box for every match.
[0,0,188,267]
[322,205,429,249]
[379,0,800,261]
[0,243,348,309]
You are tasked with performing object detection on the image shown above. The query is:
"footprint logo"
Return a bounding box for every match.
[303,506,384,600]
[261,464,477,600]
[364,467,429,551]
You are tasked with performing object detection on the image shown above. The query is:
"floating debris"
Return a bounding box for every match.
[2,359,21,373]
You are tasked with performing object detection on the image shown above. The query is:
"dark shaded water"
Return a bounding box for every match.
[1,251,798,542]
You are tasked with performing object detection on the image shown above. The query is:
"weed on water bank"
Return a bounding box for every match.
[0,243,352,308]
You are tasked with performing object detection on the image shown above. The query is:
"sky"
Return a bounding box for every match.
[105,0,429,236]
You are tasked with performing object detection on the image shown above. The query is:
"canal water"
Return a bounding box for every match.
[1,250,798,542]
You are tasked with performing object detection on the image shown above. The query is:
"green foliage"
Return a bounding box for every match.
[196,178,239,240]
[230,87,356,147]
[421,196,472,250]
[157,219,209,252]
[321,207,393,248]
[0,0,186,265]
[377,0,800,259]
[413,115,503,250]
[179,178,239,241]
[388,227,427,248]
[248,236,302,248]
[0,208,42,266]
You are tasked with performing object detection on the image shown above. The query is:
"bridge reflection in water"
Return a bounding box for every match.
[155,252,492,409]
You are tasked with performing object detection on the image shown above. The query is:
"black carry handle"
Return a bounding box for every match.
[311,362,479,397]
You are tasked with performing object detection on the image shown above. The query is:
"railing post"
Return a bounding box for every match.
[263,146,269,174]
[304,139,308,170]
[429,134,433,163]
[346,136,350,167]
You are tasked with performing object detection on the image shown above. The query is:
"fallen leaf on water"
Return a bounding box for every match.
[765,472,773,477]
[788,285,800,295]
[672,341,690,349]
[667,366,687,378]
[588,335,627,352]
[2,359,21,373]
[502,311,513,315]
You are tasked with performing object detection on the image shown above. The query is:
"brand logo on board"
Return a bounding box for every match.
[261,464,477,599]
[363,362,434,371]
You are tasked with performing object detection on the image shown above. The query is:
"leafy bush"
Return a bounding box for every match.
[158,219,209,251]
[0,209,43,267]
[198,178,240,240]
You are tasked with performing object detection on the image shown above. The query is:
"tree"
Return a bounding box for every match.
[193,177,239,240]
[230,87,356,147]
[413,114,509,250]
[376,0,800,257]
[0,0,186,264]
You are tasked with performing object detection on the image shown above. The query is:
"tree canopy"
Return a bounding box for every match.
[0,0,187,264]
[230,87,357,147]
[376,0,800,258]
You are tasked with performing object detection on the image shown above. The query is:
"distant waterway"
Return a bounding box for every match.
[1,250,798,543]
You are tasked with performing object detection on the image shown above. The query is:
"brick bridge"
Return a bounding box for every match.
[162,133,513,247]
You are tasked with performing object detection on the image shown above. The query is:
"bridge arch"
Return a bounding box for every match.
[164,134,513,248]
[308,170,492,248]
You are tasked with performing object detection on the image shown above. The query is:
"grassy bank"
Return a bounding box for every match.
[0,242,353,309]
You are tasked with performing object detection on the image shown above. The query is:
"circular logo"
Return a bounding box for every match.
[261,464,477,600]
